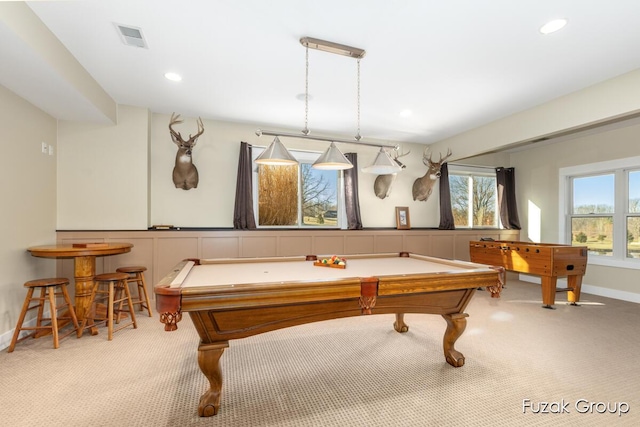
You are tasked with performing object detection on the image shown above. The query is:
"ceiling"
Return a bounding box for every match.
[4,0,640,145]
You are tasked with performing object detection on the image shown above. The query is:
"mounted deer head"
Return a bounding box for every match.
[169,113,204,190]
[373,148,410,199]
[412,147,452,201]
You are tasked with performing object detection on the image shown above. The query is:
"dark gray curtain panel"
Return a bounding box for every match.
[344,153,363,230]
[495,167,521,230]
[438,162,455,229]
[233,142,257,229]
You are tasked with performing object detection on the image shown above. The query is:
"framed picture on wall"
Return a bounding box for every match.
[395,206,410,230]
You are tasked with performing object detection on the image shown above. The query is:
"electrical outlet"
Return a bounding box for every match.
[41,142,48,154]
[48,145,54,156]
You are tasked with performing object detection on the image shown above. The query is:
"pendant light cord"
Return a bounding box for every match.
[303,45,310,135]
[355,58,362,141]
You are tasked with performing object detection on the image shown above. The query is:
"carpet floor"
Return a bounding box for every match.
[1,279,638,426]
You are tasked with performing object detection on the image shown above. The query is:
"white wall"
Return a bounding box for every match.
[0,84,57,341]
[57,105,149,230]
[149,113,443,228]
[510,121,640,297]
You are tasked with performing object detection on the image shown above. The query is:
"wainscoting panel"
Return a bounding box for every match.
[431,234,455,259]
[313,235,347,256]
[156,238,198,277]
[374,235,404,253]
[56,229,521,302]
[344,235,375,254]
[239,236,278,258]
[404,234,432,256]
[202,237,240,259]
[278,236,313,256]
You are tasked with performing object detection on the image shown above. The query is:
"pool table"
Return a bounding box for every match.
[154,252,504,417]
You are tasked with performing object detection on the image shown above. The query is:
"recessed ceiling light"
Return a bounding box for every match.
[540,19,567,34]
[164,72,182,82]
[399,109,412,118]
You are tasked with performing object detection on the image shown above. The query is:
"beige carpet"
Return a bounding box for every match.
[1,279,638,427]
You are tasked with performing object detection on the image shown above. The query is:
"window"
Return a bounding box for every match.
[253,148,342,228]
[448,166,498,228]
[570,174,614,256]
[628,171,640,258]
[560,156,640,267]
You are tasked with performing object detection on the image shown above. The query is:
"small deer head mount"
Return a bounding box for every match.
[169,113,204,190]
[412,147,452,201]
[373,148,410,199]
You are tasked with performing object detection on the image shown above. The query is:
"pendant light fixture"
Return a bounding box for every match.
[361,147,403,174]
[312,142,353,170]
[255,136,298,165]
[256,37,403,172]
[302,39,354,170]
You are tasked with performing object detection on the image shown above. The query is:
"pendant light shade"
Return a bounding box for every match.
[312,142,353,170]
[255,136,298,165]
[361,148,402,174]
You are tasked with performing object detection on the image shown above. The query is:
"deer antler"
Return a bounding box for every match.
[169,113,204,146]
[189,117,205,141]
[394,147,411,159]
[439,148,453,163]
[169,113,184,143]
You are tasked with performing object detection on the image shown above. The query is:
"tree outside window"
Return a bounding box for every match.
[449,170,497,228]
[255,149,340,228]
[570,174,614,256]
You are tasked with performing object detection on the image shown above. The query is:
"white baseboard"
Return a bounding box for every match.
[0,310,51,352]
[518,274,640,304]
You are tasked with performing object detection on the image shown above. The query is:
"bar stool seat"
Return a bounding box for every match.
[116,266,152,317]
[82,272,137,340]
[8,278,80,352]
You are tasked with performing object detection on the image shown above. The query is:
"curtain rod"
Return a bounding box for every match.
[256,129,398,150]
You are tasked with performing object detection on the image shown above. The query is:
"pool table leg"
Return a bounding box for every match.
[441,313,468,367]
[197,341,229,417]
[393,313,409,333]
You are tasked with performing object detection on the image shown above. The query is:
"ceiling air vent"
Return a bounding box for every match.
[115,23,148,48]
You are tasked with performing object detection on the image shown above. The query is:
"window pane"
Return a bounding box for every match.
[628,217,640,258]
[301,164,338,227]
[629,171,640,213]
[571,216,613,256]
[572,174,614,214]
[473,176,497,227]
[449,175,469,227]
[258,164,298,226]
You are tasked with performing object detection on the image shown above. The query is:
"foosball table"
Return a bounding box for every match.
[469,240,588,309]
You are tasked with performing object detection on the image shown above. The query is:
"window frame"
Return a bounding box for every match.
[559,155,640,269]
[448,164,499,229]
[252,147,345,229]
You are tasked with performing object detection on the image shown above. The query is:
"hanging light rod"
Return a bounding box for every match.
[300,37,366,59]
[256,129,398,150]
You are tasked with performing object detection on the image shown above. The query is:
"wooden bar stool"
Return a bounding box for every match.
[8,278,80,352]
[81,272,137,341]
[116,266,153,317]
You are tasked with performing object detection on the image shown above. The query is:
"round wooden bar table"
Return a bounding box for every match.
[27,243,133,324]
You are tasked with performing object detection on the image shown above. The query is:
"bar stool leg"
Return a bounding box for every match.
[60,284,82,338]
[137,272,153,317]
[108,281,115,341]
[122,279,138,329]
[47,286,60,349]
[7,288,35,353]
